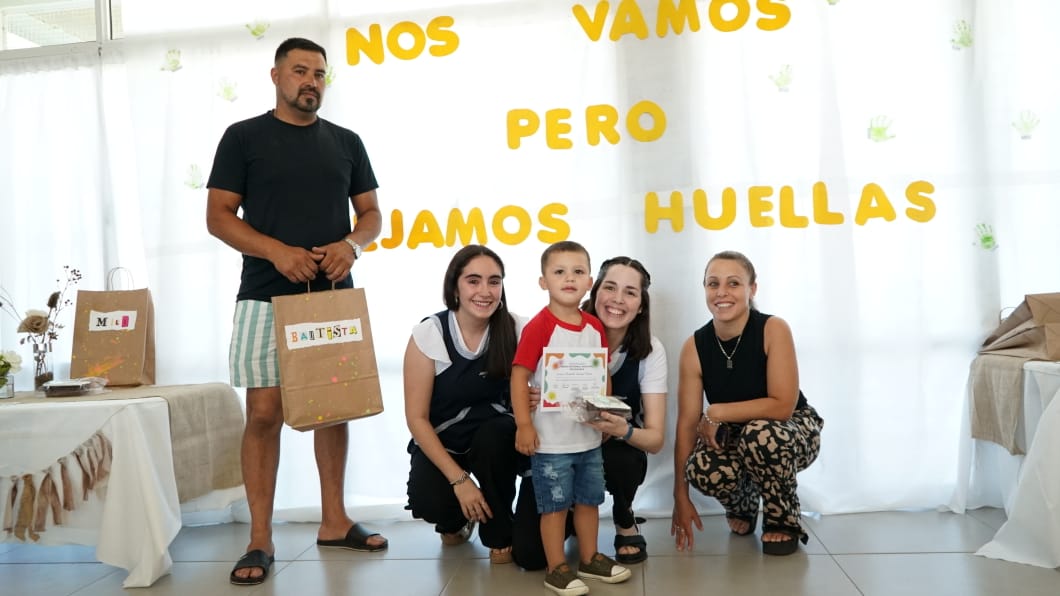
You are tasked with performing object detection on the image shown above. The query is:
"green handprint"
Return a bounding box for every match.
[974,223,998,251]
[951,19,973,50]
[826,0,841,5]
[217,78,238,102]
[868,115,895,142]
[184,164,204,189]
[1012,110,1040,140]
[160,49,182,72]
[325,64,336,87]
[769,65,793,92]
[245,20,270,40]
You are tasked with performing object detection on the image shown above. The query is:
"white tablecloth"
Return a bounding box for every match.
[976,390,1060,567]
[947,360,1060,568]
[948,360,1060,514]
[0,397,181,587]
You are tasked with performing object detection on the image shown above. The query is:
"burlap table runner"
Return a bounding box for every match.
[2,383,244,502]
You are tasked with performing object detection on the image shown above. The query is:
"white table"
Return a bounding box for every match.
[0,397,181,587]
[948,361,1060,514]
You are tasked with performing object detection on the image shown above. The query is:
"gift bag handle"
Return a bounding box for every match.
[106,267,136,291]
[305,281,339,293]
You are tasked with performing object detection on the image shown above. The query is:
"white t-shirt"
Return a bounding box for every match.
[411,310,528,375]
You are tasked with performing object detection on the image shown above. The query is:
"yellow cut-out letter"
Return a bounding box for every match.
[812,181,844,224]
[610,0,650,41]
[346,24,385,66]
[692,188,737,230]
[645,191,685,233]
[586,104,621,146]
[507,109,540,149]
[855,183,897,225]
[755,0,791,32]
[572,1,611,42]
[778,185,809,228]
[545,108,574,149]
[493,205,534,245]
[537,203,571,243]
[657,0,701,37]
[407,210,446,249]
[427,16,460,57]
[380,209,405,249]
[626,100,667,142]
[446,208,487,246]
[904,180,936,223]
[708,0,751,33]
[387,21,426,61]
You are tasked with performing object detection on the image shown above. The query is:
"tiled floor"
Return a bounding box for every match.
[1,508,1057,595]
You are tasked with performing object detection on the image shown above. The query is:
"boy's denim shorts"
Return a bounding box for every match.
[530,447,605,514]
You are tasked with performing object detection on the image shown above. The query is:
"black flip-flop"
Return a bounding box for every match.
[230,549,274,585]
[316,522,389,552]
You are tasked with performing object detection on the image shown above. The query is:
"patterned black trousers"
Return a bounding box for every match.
[685,406,823,539]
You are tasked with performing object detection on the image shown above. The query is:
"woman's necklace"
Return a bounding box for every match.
[715,334,742,369]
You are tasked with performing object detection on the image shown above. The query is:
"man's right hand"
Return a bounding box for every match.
[271,245,321,283]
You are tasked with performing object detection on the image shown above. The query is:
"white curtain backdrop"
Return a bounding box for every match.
[2,0,1059,521]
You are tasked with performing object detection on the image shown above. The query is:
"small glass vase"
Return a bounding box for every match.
[0,374,13,399]
[33,342,53,390]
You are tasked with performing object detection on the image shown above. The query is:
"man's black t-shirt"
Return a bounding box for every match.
[208,111,378,301]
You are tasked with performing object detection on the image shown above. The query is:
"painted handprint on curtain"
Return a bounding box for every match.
[160,49,182,72]
[1011,110,1040,140]
[185,164,205,189]
[769,65,792,92]
[868,116,895,142]
[246,20,270,40]
[951,19,973,50]
[973,224,998,251]
[217,78,239,102]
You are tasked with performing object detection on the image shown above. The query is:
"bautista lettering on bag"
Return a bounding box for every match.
[88,310,139,331]
[285,319,364,350]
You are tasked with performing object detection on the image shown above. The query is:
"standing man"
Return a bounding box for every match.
[207,37,386,586]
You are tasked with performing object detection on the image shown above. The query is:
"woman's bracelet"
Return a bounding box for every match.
[450,470,471,486]
[702,409,720,427]
[620,423,635,441]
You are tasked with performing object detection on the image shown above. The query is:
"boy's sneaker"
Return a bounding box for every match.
[577,552,631,584]
[544,563,589,596]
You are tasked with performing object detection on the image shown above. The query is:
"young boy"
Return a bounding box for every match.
[511,241,632,596]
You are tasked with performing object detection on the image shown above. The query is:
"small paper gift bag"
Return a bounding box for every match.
[69,269,155,386]
[271,286,384,431]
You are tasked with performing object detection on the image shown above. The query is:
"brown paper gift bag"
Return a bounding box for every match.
[272,287,383,431]
[69,272,156,386]
[980,292,1060,360]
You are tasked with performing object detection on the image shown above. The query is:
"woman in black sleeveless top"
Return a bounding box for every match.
[403,245,523,564]
[671,251,824,556]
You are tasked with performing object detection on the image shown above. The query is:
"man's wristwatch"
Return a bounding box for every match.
[343,238,363,259]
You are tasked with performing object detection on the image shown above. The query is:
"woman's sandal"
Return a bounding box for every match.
[761,526,808,556]
[613,517,648,564]
[489,546,513,564]
[440,519,475,546]
[726,513,758,536]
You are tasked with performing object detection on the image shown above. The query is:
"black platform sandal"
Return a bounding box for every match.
[761,525,808,556]
[726,512,758,536]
